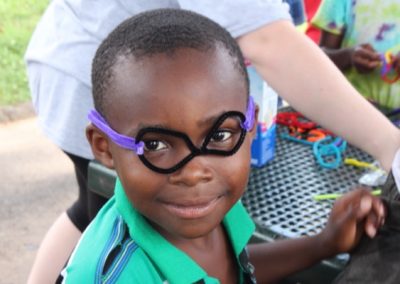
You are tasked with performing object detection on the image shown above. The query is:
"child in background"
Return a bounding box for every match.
[63,9,385,283]
[311,0,400,110]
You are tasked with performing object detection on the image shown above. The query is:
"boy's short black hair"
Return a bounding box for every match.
[92,8,249,117]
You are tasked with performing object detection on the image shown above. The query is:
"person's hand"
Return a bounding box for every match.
[318,187,386,255]
[350,43,381,73]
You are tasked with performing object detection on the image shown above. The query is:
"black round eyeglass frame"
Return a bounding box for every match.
[135,111,247,174]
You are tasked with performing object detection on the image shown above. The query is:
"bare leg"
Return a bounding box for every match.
[27,212,81,284]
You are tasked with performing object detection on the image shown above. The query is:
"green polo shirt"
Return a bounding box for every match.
[63,179,256,283]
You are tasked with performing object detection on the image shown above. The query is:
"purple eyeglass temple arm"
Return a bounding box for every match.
[88,96,255,155]
[87,110,145,155]
[242,96,256,131]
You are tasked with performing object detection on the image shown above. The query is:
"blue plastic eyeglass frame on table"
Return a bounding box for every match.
[312,136,347,169]
[280,133,347,169]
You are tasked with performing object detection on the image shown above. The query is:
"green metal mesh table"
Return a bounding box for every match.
[241,122,374,283]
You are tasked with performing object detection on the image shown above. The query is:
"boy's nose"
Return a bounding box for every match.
[168,156,213,186]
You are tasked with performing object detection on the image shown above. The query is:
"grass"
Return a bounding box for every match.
[0,0,49,106]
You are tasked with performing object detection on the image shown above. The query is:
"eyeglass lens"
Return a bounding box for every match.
[136,112,246,173]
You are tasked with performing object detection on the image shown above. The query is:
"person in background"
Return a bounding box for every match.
[311,0,400,111]
[25,0,400,283]
[63,10,386,282]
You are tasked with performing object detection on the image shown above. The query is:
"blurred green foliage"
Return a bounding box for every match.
[0,0,48,105]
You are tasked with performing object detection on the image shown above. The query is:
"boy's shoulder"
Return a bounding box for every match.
[62,197,164,283]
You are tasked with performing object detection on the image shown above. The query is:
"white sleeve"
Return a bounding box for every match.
[177,0,291,38]
[392,149,400,193]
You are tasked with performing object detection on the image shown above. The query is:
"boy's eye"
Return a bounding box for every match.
[210,130,232,143]
[144,140,167,151]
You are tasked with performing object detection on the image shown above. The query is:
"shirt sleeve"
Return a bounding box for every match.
[177,0,292,38]
[392,148,400,193]
[311,0,347,35]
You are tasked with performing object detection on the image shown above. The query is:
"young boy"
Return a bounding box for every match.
[62,9,386,283]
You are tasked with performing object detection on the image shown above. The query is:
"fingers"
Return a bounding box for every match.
[365,213,378,238]
[359,43,380,60]
[322,188,386,254]
[337,188,386,237]
[353,51,380,67]
[364,197,386,238]
[371,195,386,225]
[355,194,373,219]
[333,187,370,214]
[352,44,381,71]
[356,44,380,59]
[356,58,381,69]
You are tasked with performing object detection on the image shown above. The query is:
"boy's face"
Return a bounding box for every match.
[93,47,256,239]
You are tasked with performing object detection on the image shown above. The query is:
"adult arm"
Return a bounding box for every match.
[237,20,400,170]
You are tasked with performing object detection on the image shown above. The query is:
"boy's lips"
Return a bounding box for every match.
[161,196,223,219]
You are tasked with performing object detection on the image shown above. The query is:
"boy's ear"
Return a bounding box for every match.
[86,124,115,169]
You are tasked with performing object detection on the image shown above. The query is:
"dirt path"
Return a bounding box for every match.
[0,117,76,284]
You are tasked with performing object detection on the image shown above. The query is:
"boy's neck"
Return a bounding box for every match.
[151,220,225,251]
[153,222,239,283]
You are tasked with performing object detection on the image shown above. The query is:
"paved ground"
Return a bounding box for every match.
[0,105,77,284]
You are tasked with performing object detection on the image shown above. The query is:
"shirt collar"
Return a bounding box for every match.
[114,178,255,284]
